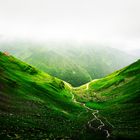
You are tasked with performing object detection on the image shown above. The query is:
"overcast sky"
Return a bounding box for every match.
[0,0,140,51]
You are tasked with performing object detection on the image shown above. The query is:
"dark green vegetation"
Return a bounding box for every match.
[0,51,101,140]
[0,41,136,86]
[74,59,140,140]
[0,49,140,140]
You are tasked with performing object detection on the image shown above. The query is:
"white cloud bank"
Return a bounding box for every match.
[0,0,140,51]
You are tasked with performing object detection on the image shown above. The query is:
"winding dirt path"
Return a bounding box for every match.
[65,82,110,138]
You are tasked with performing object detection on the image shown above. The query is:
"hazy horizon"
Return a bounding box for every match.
[0,0,140,52]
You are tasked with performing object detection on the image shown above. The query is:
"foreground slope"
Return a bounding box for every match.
[0,51,139,139]
[74,60,140,140]
[0,52,97,140]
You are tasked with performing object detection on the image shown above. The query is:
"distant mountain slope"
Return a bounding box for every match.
[0,41,136,86]
[0,51,96,140]
[74,59,140,140]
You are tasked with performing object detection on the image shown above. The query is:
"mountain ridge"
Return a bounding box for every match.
[0,41,137,86]
[73,59,140,140]
[0,51,140,140]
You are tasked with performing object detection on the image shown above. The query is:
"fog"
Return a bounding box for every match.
[0,0,140,54]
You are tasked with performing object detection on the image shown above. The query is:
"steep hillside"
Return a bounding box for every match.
[0,50,139,140]
[74,60,140,140]
[0,41,136,86]
[0,51,98,140]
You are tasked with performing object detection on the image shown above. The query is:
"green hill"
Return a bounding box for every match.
[74,59,140,140]
[0,51,97,140]
[0,41,136,86]
[0,50,139,140]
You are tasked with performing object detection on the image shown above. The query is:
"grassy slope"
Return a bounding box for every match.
[24,50,91,87]
[0,50,139,140]
[0,52,95,140]
[74,60,140,140]
[0,42,136,86]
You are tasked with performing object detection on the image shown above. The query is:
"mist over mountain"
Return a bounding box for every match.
[0,41,137,86]
[129,49,140,57]
[0,0,140,139]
